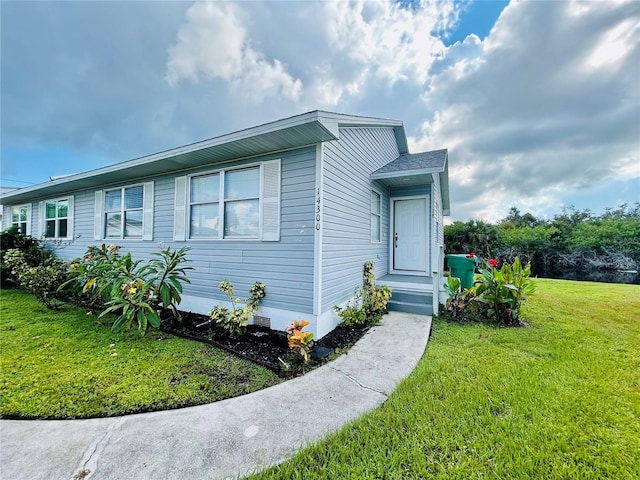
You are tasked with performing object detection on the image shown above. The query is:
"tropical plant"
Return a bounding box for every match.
[473,257,536,326]
[334,261,392,327]
[362,260,392,323]
[334,287,367,327]
[286,319,314,363]
[61,244,123,308]
[208,280,266,337]
[63,244,192,334]
[100,276,160,334]
[143,246,193,318]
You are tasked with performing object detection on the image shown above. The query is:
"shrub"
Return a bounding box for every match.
[63,244,192,335]
[473,257,536,326]
[209,280,266,337]
[3,248,67,309]
[61,244,123,308]
[144,246,193,319]
[334,261,392,327]
[0,227,52,286]
[286,320,314,363]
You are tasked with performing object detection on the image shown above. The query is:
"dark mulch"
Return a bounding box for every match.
[161,311,371,377]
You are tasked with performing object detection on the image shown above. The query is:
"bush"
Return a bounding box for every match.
[209,280,266,337]
[334,261,392,327]
[62,244,124,308]
[3,248,67,309]
[473,257,536,326]
[0,227,52,286]
[63,244,192,335]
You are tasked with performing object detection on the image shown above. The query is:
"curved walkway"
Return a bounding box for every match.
[0,312,432,480]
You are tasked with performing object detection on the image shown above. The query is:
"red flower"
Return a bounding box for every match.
[489,258,498,267]
[466,252,476,258]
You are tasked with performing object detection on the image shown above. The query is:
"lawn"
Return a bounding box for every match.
[250,279,640,479]
[0,289,281,419]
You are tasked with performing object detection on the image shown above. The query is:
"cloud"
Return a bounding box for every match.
[3,0,638,223]
[413,0,640,221]
[166,2,302,103]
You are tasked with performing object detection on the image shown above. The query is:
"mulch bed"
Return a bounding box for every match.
[161,311,371,377]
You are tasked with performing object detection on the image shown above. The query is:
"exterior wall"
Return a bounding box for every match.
[10,147,317,330]
[320,126,400,316]
[431,174,444,266]
[390,185,430,198]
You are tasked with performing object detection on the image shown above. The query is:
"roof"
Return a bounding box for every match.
[371,149,450,215]
[372,149,448,175]
[1,110,408,204]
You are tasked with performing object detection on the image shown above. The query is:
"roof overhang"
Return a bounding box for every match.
[371,150,451,216]
[2,110,407,204]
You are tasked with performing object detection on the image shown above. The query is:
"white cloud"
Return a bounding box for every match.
[415,0,640,221]
[166,1,302,103]
[305,0,455,107]
[4,0,638,222]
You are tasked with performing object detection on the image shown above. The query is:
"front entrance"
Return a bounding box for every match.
[392,197,428,273]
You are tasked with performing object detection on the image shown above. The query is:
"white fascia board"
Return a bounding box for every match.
[0,112,338,204]
[370,167,443,181]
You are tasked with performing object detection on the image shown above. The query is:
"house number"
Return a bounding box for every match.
[315,188,321,230]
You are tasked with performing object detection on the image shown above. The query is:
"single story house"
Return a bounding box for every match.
[1,111,450,338]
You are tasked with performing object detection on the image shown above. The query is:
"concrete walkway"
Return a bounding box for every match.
[0,312,432,480]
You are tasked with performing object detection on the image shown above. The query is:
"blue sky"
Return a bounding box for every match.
[1,0,638,222]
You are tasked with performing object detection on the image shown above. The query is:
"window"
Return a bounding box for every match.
[94,183,154,241]
[43,199,69,238]
[189,173,220,238]
[105,186,143,238]
[11,205,29,235]
[371,190,381,243]
[188,167,260,239]
[174,159,280,242]
[223,167,260,238]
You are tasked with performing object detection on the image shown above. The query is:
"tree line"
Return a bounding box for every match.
[445,203,640,280]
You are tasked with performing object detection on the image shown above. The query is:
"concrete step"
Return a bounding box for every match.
[387,290,433,316]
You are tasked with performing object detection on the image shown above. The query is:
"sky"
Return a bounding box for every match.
[1,0,638,222]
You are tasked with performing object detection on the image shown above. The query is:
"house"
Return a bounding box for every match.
[0,111,450,338]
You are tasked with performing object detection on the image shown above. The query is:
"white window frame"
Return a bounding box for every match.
[94,182,154,241]
[174,159,280,242]
[188,164,260,240]
[10,204,31,235]
[40,197,73,240]
[370,189,382,243]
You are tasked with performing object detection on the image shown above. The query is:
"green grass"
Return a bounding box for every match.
[0,289,281,419]
[250,279,640,479]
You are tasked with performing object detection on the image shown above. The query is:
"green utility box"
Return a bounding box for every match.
[446,254,477,290]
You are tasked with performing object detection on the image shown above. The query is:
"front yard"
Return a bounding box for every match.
[250,279,640,479]
[0,289,281,419]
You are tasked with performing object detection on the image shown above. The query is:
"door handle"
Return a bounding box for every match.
[394,233,398,249]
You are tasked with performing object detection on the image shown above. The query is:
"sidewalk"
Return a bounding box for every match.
[0,312,432,480]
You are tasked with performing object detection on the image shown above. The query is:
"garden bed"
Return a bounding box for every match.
[161,311,371,377]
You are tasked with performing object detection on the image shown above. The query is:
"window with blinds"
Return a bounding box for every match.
[174,160,280,242]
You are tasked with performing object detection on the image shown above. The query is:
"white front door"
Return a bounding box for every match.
[393,197,428,272]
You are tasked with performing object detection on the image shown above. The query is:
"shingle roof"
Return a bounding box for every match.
[373,149,448,175]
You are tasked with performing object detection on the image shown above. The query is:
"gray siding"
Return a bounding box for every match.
[321,127,399,311]
[19,147,317,314]
[390,185,430,198]
[432,173,445,271]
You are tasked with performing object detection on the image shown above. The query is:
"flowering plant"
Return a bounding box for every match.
[466,252,476,258]
[286,320,314,363]
[489,258,498,267]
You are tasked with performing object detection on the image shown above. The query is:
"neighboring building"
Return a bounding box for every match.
[0,111,450,338]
